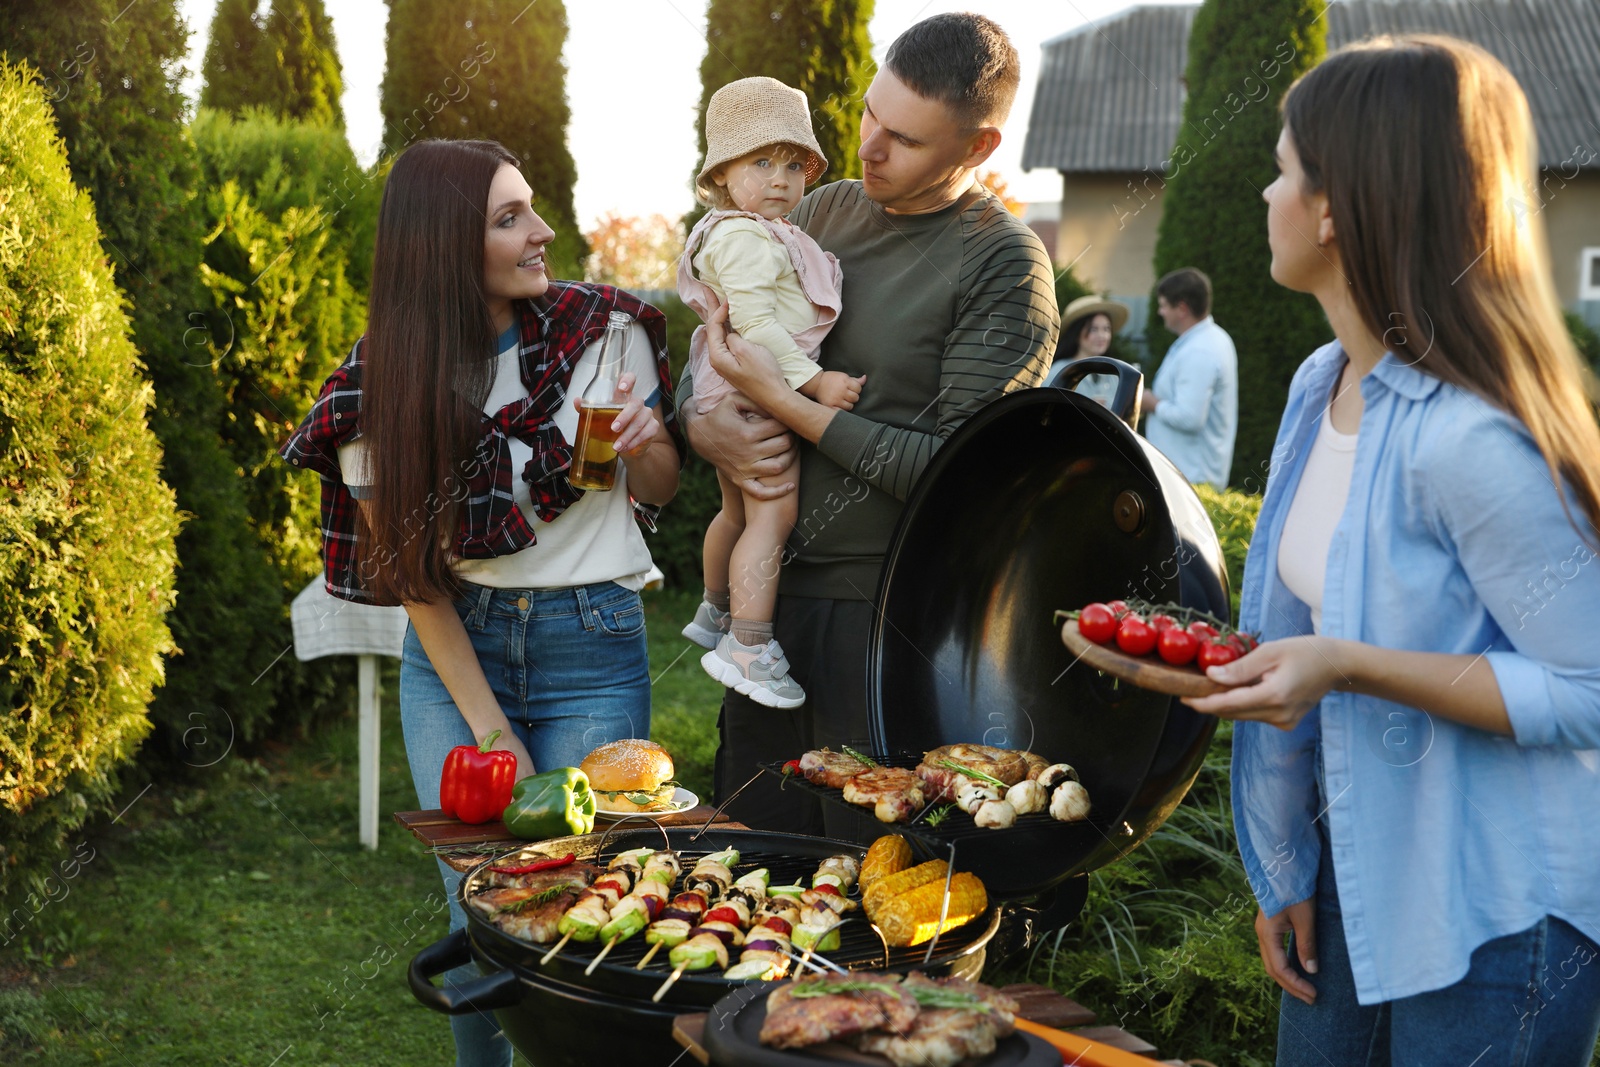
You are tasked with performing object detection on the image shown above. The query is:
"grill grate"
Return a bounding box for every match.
[762,751,1123,897]
[462,829,999,1009]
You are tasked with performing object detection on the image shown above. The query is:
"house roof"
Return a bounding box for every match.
[1021,0,1600,173]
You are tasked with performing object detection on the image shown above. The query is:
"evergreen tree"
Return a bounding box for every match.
[695,0,874,196]
[201,0,272,114]
[379,0,586,282]
[0,59,180,903]
[1147,0,1329,489]
[263,0,345,127]
[1,0,287,763]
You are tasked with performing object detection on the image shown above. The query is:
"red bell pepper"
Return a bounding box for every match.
[489,852,576,876]
[439,729,518,824]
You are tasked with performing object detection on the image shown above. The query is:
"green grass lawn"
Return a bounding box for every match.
[0,586,725,1065]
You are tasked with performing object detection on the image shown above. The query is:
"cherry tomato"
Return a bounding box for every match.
[1188,620,1220,641]
[1107,599,1131,618]
[1150,613,1179,633]
[1116,615,1158,656]
[1197,640,1240,670]
[1077,603,1118,644]
[1157,627,1199,666]
[1231,631,1259,653]
[1224,632,1251,656]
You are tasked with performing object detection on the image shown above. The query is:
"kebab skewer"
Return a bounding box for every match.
[584,850,681,974]
[538,850,642,964]
[648,850,753,1000]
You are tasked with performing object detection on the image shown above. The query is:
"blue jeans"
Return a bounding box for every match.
[1277,829,1600,1067]
[401,580,650,1067]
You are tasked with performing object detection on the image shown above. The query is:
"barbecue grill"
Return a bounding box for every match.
[408,367,1230,1065]
[408,826,1000,1063]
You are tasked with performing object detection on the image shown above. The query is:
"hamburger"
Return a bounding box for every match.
[581,739,678,814]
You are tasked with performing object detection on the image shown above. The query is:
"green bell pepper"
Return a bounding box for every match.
[503,767,596,840]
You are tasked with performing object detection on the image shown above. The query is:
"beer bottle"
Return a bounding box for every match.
[568,311,631,491]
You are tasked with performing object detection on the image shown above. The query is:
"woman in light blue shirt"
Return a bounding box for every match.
[1187,36,1600,1065]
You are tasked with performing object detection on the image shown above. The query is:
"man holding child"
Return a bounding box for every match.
[681,12,1060,833]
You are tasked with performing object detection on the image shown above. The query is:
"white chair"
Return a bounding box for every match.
[290,579,408,849]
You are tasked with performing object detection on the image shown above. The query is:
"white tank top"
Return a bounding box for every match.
[1277,405,1359,633]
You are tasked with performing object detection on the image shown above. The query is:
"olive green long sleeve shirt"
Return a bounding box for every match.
[679,180,1058,600]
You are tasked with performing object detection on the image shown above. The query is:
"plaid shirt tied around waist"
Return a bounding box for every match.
[278,282,683,604]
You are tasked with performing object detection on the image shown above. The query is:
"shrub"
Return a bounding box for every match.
[0,0,289,768]
[1567,311,1600,375]
[1148,0,1331,488]
[0,61,180,908]
[1196,484,1262,622]
[193,109,368,738]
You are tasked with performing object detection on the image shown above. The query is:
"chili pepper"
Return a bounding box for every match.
[781,759,802,776]
[489,852,576,876]
[439,728,518,825]
[503,767,597,840]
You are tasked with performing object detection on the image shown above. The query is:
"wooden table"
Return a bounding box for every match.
[670,983,1191,1066]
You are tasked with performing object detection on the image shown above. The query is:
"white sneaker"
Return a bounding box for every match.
[681,599,731,650]
[701,634,806,709]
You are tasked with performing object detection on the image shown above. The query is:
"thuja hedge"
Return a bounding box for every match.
[0,62,180,905]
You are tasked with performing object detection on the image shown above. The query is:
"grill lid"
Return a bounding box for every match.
[866,386,1229,897]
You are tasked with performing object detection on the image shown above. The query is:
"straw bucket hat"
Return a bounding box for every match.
[696,77,828,202]
[1061,294,1130,334]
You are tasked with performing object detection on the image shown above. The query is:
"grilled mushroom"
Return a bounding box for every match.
[974,799,1017,829]
[1049,781,1092,822]
[1005,779,1048,815]
[1037,763,1080,790]
[955,780,1001,814]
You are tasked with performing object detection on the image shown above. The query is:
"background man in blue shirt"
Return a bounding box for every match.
[1143,267,1238,487]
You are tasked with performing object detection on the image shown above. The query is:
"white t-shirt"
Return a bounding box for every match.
[1277,404,1359,633]
[339,321,661,591]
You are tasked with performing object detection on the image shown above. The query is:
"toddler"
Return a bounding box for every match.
[677,76,862,708]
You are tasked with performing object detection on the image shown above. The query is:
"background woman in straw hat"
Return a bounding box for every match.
[676,76,862,709]
[1054,294,1130,407]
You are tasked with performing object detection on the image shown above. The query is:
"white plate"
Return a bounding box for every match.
[592,787,699,822]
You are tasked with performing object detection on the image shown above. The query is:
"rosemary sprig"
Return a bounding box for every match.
[921,803,956,828]
[841,745,879,768]
[495,885,568,914]
[936,759,1008,790]
[789,978,896,998]
[906,987,998,1014]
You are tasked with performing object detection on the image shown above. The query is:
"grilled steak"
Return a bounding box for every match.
[799,748,871,789]
[759,974,919,1048]
[841,766,926,823]
[855,973,1020,1067]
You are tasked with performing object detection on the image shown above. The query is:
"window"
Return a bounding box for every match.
[1582,247,1600,301]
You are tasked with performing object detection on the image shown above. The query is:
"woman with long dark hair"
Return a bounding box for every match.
[282,139,681,1066]
[1188,36,1600,1063]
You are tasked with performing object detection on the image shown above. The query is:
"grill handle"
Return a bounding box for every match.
[408,929,525,1016]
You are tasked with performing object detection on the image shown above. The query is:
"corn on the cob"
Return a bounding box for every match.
[876,872,988,947]
[864,859,948,920]
[860,835,912,894]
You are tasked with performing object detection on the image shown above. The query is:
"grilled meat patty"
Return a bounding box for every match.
[759,974,919,1048]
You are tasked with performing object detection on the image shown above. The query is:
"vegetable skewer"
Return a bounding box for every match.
[539,851,640,964]
[585,850,680,975]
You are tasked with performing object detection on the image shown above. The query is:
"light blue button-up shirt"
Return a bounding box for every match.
[1144,316,1238,487]
[1231,341,1600,1005]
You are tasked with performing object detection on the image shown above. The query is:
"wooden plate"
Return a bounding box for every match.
[1059,619,1226,698]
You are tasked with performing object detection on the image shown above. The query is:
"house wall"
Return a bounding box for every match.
[1541,175,1600,320]
[1055,171,1164,300]
[1057,169,1600,326]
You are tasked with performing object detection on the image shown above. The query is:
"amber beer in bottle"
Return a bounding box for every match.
[569,311,631,491]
